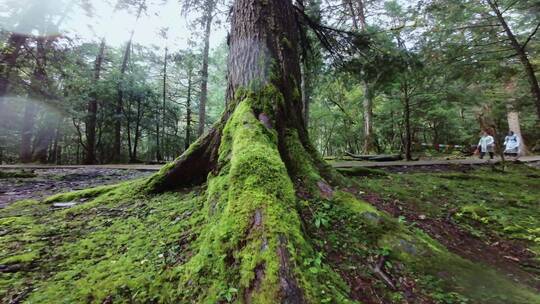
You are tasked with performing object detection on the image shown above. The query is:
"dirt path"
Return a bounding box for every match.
[0,168,152,207]
[2,156,539,171]
[1,156,539,208]
[332,155,540,168]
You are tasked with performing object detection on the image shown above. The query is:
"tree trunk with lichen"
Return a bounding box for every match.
[143,0,338,301]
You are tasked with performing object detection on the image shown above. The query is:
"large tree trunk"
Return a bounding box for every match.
[84,38,106,164]
[197,0,215,137]
[487,0,540,121]
[506,107,527,154]
[142,0,339,300]
[504,77,528,155]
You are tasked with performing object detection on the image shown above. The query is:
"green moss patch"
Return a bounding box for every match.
[0,170,36,179]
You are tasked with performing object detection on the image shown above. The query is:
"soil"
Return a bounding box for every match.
[0,168,152,208]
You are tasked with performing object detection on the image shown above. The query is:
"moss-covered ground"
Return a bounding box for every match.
[1,163,539,303]
[0,170,36,179]
[351,164,540,263]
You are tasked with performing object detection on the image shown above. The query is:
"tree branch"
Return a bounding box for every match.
[522,22,540,50]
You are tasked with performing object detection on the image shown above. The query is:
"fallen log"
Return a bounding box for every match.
[344,152,403,162]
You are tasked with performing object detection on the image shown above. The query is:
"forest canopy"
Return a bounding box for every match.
[0,0,538,164]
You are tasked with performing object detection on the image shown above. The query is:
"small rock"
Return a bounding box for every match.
[258,113,273,129]
[418,214,426,220]
[317,180,333,199]
[52,202,77,208]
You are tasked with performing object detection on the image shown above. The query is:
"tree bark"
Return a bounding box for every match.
[504,79,528,155]
[197,0,216,137]
[487,0,540,121]
[84,38,106,164]
[185,70,193,151]
[506,107,527,154]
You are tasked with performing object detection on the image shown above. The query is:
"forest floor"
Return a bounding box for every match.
[1,161,539,303]
[0,168,152,208]
[1,156,538,208]
[1,155,539,172]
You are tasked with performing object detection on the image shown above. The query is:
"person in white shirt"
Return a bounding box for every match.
[503,131,520,157]
[477,131,494,159]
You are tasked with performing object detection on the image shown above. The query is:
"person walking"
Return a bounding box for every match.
[503,131,520,157]
[477,131,495,159]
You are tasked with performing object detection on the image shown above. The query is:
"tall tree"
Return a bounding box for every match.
[84,38,106,164]
[143,0,349,299]
[20,37,47,163]
[113,0,146,162]
[196,0,217,136]
[484,0,540,121]
[347,0,380,153]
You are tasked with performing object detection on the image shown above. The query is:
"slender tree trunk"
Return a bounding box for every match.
[185,71,193,151]
[20,102,38,163]
[301,63,310,127]
[198,0,215,137]
[113,40,131,162]
[125,98,133,161]
[131,98,142,162]
[84,38,106,164]
[403,83,412,161]
[155,112,161,161]
[356,0,367,29]
[20,37,47,163]
[348,1,375,153]
[50,119,62,164]
[113,2,145,162]
[157,47,168,161]
[487,0,540,121]
[362,80,375,153]
[33,113,57,163]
